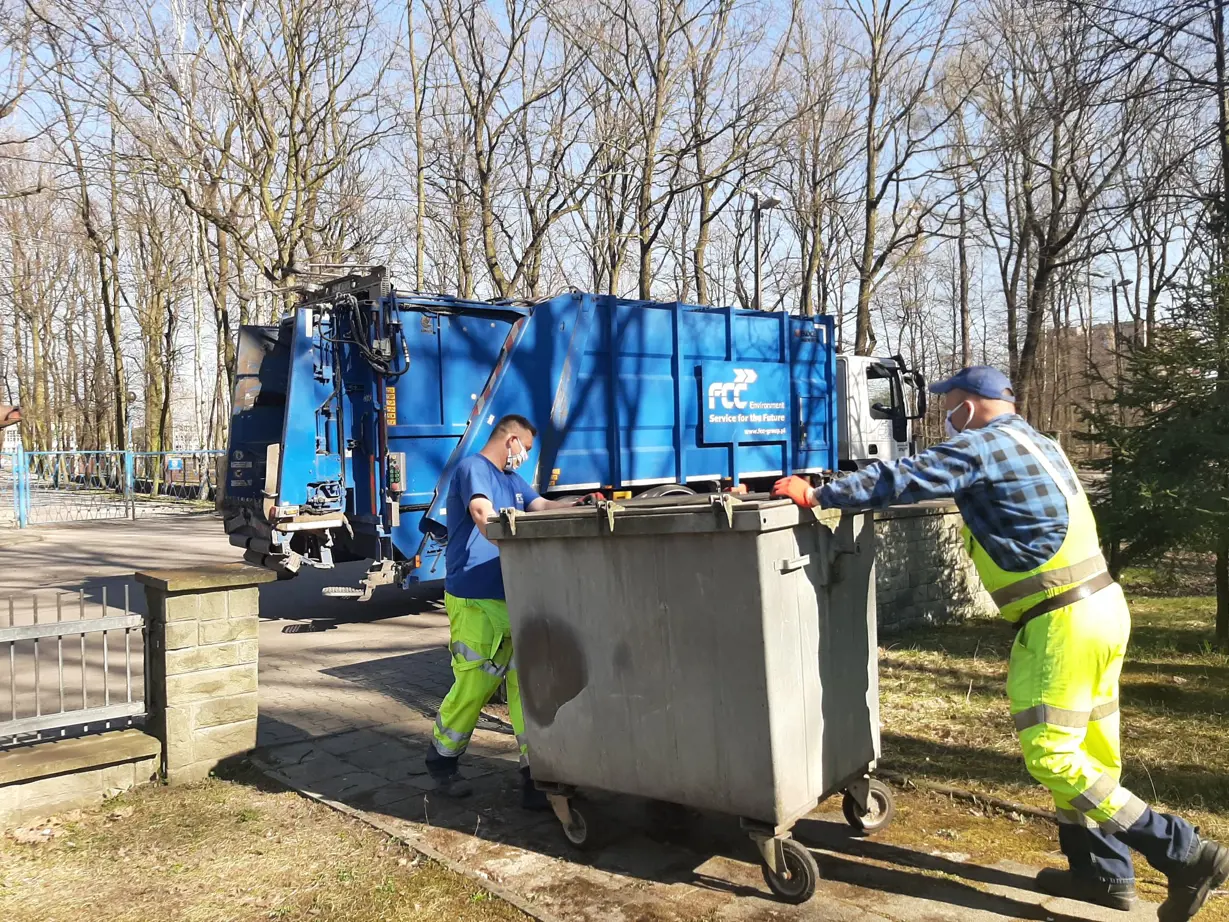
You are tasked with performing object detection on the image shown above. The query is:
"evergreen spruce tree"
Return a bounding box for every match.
[1084,266,1229,649]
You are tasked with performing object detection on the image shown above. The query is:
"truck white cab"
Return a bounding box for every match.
[837,354,927,470]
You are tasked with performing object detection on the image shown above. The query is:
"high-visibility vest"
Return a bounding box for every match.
[962,425,1107,623]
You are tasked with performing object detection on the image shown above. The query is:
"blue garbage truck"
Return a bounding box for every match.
[222,267,924,598]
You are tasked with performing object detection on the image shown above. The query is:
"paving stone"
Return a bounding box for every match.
[307,770,388,800]
[274,749,355,784]
[314,729,389,756]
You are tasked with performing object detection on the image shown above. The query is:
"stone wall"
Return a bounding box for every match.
[139,564,277,785]
[873,501,995,634]
[0,730,159,827]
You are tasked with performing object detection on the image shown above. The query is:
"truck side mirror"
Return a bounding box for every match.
[908,371,927,420]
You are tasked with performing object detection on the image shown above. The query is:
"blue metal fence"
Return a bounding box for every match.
[0,449,224,528]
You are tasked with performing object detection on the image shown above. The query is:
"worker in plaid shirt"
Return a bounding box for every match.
[774,366,1228,921]
[819,410,1079,572]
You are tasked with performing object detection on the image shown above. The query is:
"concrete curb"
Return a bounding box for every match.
[250,754,563,922]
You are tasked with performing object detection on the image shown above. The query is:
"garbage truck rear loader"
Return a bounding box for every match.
[221,268,923,598]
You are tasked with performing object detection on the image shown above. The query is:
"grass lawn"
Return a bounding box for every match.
[876,579,1229,916]
[3,574,1225,920]
[0,769,525,922]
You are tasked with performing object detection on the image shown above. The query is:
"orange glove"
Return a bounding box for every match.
[574,492,606,506]
[772,475,815,508]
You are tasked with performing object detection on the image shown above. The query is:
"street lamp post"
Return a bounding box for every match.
[750,189,781,311]
[125,390,138,453]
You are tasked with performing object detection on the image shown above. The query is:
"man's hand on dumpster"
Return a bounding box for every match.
[575,492,606,506]
[772,476,816,508]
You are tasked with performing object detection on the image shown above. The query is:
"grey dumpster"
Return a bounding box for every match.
[487,494,894,903]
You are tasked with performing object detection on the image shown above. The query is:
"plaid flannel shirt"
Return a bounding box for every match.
[819,414,1079,572]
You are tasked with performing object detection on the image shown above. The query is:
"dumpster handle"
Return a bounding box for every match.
[499,508,518,536]
[710,493,740,528]
[776,554,811,573]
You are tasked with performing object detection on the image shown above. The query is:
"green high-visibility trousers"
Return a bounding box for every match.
[1007,584,1148,833]
[431,594,528,767]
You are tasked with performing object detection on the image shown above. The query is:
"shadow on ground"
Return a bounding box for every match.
[249,717,1109,922]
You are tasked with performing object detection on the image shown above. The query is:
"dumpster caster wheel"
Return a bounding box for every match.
[760,838,818,904]
[843,779,896,835]
[562,806,589,848]
[548,794,592,850]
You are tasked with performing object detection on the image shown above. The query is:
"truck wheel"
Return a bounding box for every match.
[638,484,695,497]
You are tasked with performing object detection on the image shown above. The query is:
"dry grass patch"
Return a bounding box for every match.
[0,769,525,922]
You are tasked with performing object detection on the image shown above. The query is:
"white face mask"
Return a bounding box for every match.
[944,402,972,439]
[504,437,529,472]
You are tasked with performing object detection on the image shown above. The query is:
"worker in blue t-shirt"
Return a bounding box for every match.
[426,414,598,808]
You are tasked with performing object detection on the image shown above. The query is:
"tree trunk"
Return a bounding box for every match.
[1016,255,1053,421]
[1218,528,1229,649]
[694,173,712,304]
[957,186,971,365]
[408,0,426,291]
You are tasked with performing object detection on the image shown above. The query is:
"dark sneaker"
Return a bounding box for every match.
[1036,868,1137,911]
[1160,839,1229,922]
[521,768,550,812]
[427,772,473,799]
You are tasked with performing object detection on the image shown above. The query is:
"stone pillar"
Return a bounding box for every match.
[873,501,996,634]
[137,564,277,785]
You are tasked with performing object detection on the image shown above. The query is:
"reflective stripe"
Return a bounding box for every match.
[431,736,457,758]
[1100,794,1149,834]
[451,641,487,663]
[1012,704,1090,731]
[1070,774,1120,814]
[1089,698,1120,722]
[434,713,472,746]
[991,554,1108,607]
[1056,807,1098,829]
[451,641,509,679]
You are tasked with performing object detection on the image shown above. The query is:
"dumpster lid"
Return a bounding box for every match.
[485,493,846,540]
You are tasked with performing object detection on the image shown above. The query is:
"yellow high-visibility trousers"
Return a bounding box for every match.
[1007,584,1147,833]
[431,594,528,768]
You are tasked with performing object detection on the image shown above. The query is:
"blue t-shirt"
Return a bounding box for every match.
[444,454,540,600]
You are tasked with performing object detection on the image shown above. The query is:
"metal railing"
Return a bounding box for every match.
[1,448,224,527]
[0,451,14,527]
[1,587,147,746]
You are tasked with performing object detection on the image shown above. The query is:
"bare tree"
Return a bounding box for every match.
[777,5,858,317]
[974,0,1151,418]
[844,0,966,355]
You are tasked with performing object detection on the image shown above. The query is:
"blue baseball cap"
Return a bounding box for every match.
[929,366,1015,402]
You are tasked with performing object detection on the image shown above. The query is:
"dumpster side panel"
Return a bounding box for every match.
[779,513,879,798]
[755,523,826,825]
[501,508,880,827]
[821,513,880,764]
[502,530,782,821]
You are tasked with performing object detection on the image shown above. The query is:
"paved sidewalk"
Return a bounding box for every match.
[4,516,1163,921]
[253,722,1160,922]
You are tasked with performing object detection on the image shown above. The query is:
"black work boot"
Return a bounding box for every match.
[521,767,550,812]
[427,771,473,798]
[1159,838,1229,922]
[1036,868,1137,911]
